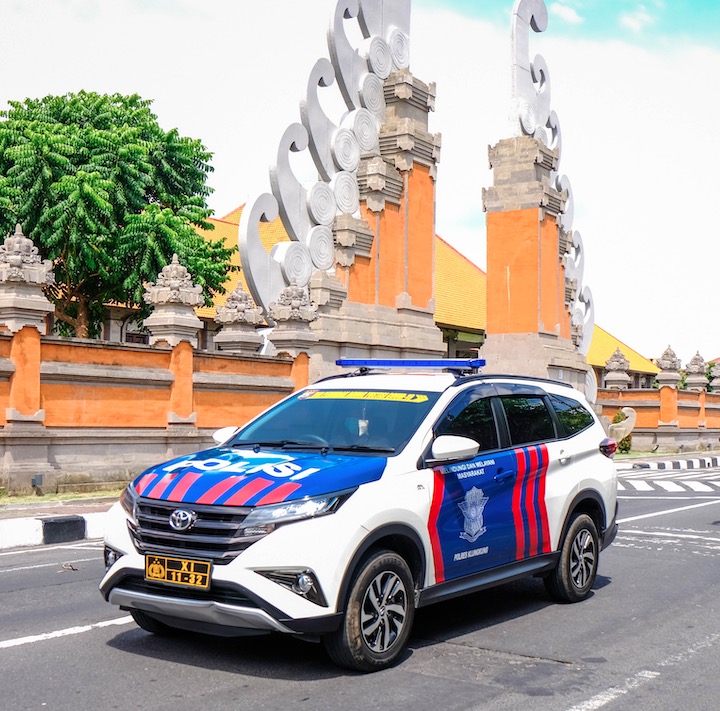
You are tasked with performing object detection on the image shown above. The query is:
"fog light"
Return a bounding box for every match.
[104,546,124,570]
[294,573,314,595]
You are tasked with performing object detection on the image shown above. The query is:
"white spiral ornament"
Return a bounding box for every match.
[332,171,360,214]
[388,28,410,69]
[307,225,335,271]
[359,73,386,117]
[363,36,393,79]
[342,108,379,154]
[331,128,361,172]
[307,181,337,226]
[272,241,314,287]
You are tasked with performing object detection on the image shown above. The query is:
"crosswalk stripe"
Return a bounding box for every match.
[684,481,715,493]
[655,481,686,493]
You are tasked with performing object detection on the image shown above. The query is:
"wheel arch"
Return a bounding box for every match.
[334,524,427,612]
[560,489,607,544]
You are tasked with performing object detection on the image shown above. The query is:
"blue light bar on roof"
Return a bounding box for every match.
[336,358,485,369]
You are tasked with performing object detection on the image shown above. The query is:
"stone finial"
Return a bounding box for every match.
[267,283,319,358]
[214,284,264,326]
[143,254,204,307]
[710,362,720,391]
[657,345,682,372]
[656,345,682,390]
[143,254,203,348]
[685,351,709,392]
[0,224,54,286]
[268,283,317,323]
[0,224,55,334]
[213,283,265,355]
[604,348,631,390]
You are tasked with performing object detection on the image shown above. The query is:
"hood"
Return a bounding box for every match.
[131,446,388,506]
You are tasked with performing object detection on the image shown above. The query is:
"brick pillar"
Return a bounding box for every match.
[0,225,55,425]
[481,137,588,389]
[143,255,203,427]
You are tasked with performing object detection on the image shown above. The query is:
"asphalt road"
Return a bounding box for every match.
[1,472,720,711]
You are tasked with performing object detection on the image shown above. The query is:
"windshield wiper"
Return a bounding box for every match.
[233,440,330,453]
[332,444,395,453]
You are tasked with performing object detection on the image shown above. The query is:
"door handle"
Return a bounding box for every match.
[559,450,570,465]
[494,470,516,483]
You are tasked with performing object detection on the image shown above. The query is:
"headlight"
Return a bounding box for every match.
[120,484,138,523]
[239,491,352,538]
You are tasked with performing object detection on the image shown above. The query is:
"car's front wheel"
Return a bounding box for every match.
[130,609,175,635]
[323,550,415,672]
[544,513,598,603]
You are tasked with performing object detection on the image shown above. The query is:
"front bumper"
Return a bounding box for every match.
[100,568,342,636]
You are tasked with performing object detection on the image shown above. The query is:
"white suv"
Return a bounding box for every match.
[100,359,618,672]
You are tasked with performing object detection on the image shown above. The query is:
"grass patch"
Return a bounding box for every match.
[0,488,124,506]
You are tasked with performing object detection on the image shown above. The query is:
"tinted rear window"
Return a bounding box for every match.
[549,394,594,436]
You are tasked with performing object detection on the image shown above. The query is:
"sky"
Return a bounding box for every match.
[1,0,719,365]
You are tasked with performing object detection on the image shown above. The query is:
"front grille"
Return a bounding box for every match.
[129,498,255,564]
[117,573,259,607]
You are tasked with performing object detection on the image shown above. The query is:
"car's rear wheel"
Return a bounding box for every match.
[545,513,598,603]
[323,550,415,672]
[130,609,175,635]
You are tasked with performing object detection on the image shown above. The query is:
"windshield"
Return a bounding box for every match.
[229,388,441,454]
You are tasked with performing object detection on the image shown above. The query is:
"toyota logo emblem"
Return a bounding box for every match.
[169,509,197,532]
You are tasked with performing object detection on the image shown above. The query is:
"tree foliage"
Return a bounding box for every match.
[0,91,235,337]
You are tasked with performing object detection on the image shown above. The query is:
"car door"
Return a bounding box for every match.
[427,386,519,582]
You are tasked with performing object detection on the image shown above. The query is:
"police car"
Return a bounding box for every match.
[100,359,618,672]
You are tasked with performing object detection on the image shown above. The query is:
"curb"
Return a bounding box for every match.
[616,456,720,473]
[0,511,108,550]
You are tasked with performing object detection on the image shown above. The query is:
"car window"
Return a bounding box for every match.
[435,390,499,452]
[500,396,556,446]
[549,394,594,436]
[231,389,441,452]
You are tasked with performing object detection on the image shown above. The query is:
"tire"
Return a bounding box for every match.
[130,609,175,635]
[323,550,415,672]
[544,513,599,603]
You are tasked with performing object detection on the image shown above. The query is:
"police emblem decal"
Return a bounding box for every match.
[458,487,489,543]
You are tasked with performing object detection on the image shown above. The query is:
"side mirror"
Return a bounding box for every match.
[431,435,480,463]
[212,426,239,445]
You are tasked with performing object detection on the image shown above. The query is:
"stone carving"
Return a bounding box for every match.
[143,255,203,347]
[214,285,264,326]
[656,345,682,390]
[0,224,54,286]
[239,0,413,315]
[268,282,317,323]
[685,351,709,392]
[657,346,682,372]
[143,254,204,307]
[510,0,594,357]
[604,348,630,390]
[213,284,264,354]
[0,224,55,334]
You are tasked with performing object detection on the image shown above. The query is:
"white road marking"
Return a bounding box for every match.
[0,616,132,650]
[566,670,660,711]
[618,499,720,523]
[623,480,654,492]
[684,481,714,492]
[619,530,720,543]
[655,481,686,493]
[0,541,103,558]
[0,557,99,574]
[567,632,720,710]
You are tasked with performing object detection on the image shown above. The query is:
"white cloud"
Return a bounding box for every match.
[0,0,718,364]
[619,5,656,33]
[549,2,584,25]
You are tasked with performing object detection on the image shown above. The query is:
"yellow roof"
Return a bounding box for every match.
[434,237,486,332]
[587,324,659,374]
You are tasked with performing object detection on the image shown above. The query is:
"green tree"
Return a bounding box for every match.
[0,91,235,337]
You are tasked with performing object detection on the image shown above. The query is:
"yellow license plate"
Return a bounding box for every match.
[145,554,211,589]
